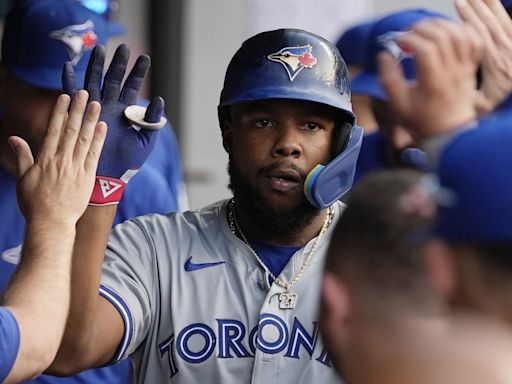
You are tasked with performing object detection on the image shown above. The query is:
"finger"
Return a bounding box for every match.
[73,101,102,163]
[119,55,151,105]
[8,136,34,179]
[84,121,107,174]
[37,94,71,161]
[377,52,410,118]
[432,19,478,64]
[62,62,77,96]
[457,0,494,41]
[58,90,89,158]
[396,31,441,87]
[464,23,485,63]
[466,0,509,46]
[412,19,459,68]
[144,96,164,123]
[85,45,106,102]
[102,44,130,103]
[483,0,512,37]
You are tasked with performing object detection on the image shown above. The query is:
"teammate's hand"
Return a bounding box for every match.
[378,19,483,140]
[8,91,106,225]
[63,44,166,205]
[456,0,512,115]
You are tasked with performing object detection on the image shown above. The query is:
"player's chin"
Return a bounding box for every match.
[260,187,306,211]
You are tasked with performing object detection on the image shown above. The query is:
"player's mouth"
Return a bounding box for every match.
[265,168,302,192]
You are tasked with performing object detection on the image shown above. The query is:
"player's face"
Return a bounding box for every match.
[225,99,337,234]
[0,68,60,156]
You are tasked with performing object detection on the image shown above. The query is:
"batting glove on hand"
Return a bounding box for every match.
[62,44,166,206]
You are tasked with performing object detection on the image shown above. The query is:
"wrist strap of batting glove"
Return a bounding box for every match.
[89,176,127,206]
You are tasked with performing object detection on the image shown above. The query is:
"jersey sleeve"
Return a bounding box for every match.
[100,219,157,362]
[0,307,20,382]
[114,165,176,226]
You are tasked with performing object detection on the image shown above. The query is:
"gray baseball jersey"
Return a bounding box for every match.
[100,199,345,383]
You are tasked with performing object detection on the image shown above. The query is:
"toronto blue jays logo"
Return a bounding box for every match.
[49,19,98,66]
[267,44,318,81]
[378,31,414,62]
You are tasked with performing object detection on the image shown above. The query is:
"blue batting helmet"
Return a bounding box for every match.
[218,29,363,208]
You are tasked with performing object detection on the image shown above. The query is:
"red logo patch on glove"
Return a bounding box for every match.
[90,176,126,206]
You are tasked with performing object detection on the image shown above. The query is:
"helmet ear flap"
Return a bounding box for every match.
[331,120,355,159]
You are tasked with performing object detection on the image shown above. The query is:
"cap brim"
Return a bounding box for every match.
[11,66,86,91]
[350,71,388,100]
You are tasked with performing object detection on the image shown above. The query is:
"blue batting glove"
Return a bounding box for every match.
[62,44,166,205]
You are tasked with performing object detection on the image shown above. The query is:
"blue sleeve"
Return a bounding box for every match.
[135,98,188,211]
[0,307,20,382]
[115,164,176,226]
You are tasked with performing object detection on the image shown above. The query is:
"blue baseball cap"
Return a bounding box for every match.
[434,113,512,244]
[2,0,108,91]
[351,9,449,100]
[335,19,375,67]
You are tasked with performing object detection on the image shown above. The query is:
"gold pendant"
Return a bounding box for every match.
[279,291,297,309]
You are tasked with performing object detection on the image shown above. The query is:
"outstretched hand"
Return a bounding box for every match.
[9,91,106,225]
[378,18,483,140]
[456,0,512,115]
[62,44,166,205]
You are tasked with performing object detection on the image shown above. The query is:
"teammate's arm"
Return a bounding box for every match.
[1,91,106,383]
[48,44,165,374]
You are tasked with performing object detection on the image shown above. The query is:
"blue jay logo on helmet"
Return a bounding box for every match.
[267,44,318,81]
[378,31,414,62]
[49,20,98,65]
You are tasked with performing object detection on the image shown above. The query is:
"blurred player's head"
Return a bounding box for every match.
[426,119,512,324]
[0,0,107,163]
[320,169,439,375]
[351,9,448,163]
[217,29,362,235]
[335,19,378,133]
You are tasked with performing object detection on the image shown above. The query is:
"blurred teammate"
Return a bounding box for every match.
[335,20,378,133]
[377,0,512,336]
[321,170,512,384]
[352,1,512,182]
[1,92,106,383]
[46,28,363,383]
[0,0,179,382]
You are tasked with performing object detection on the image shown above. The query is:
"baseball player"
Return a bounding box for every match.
[335,19,378,134]
[321,169,512,384]
[1,91,106,383]
[47,29,363,383]
[377,2,512,331]
[0,1,182,382]
[352,0,512,182]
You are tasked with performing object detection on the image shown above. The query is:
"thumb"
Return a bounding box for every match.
[378,51,410,117]
[8,136,34,178]
[144,96,164,123]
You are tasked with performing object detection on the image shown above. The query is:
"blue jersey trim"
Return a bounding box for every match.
[0,307,20,382]
[99,285,133,362]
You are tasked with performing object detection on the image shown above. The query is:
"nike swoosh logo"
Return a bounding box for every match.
[184,256,226,272]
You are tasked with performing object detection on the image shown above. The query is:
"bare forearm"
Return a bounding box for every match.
[50,205,118,373]
[2,220,76,383]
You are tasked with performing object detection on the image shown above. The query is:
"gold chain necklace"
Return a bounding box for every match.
[227,198,334,309]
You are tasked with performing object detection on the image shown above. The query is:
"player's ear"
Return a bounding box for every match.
[221,120,233,154]
[320,272,352,337]
[424,239,458,301]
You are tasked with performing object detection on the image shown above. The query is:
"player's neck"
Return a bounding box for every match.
[231,200,330,247]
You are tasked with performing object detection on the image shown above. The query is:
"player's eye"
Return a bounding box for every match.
[254,119,274,128]
[301,122,321,131]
